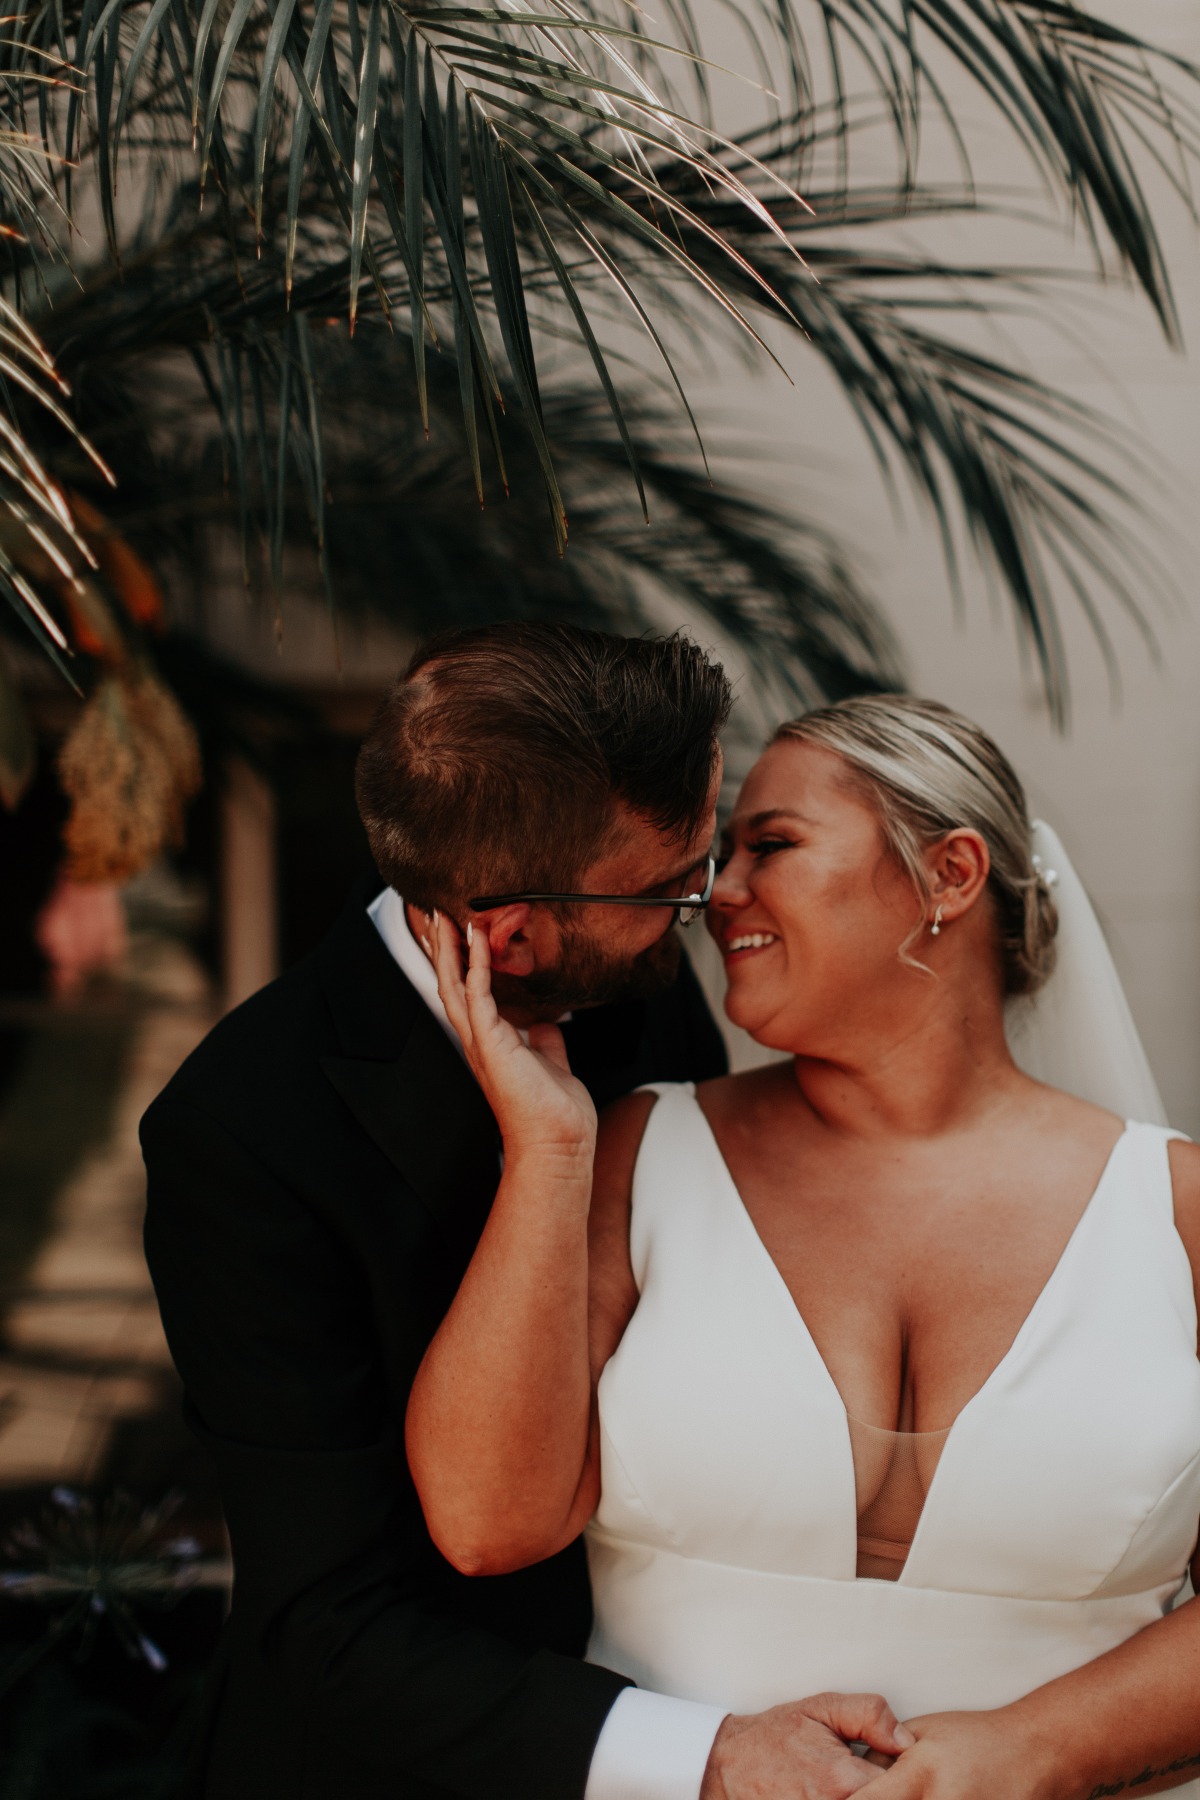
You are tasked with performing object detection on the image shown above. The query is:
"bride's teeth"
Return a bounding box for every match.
[728,933,777,952]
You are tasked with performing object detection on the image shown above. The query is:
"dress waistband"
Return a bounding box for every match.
[585,1529,1183,1721]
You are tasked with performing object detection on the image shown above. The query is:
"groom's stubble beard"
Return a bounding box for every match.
[489,919,684,1019]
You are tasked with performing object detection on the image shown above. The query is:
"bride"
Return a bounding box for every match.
[407,695,1200,1800]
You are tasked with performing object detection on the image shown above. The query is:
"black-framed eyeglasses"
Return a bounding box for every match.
[468,854,716,928]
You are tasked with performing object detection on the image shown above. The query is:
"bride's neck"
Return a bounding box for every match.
[789,995,1021,1140]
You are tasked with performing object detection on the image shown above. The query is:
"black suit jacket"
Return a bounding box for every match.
[141,882,727,1800]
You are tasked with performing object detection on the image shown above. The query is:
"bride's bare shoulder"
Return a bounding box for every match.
[696,1063,793,1127]
[1167,1135,1200,1195]
[1012,1079,1134,1163]
[595,1088,662,1181]
[1166,1137,1200,1296]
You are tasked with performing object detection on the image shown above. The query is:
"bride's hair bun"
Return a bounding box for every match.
[773,695,1058,997]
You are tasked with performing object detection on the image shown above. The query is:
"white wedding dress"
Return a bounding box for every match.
[587,1084,1200,1791]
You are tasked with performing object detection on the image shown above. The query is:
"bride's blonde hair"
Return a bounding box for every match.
[773,695,1058,996]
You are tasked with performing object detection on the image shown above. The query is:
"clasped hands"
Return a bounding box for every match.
[700,1694,1052,1800]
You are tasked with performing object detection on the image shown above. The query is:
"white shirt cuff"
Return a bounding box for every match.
[585,1688,726,1800]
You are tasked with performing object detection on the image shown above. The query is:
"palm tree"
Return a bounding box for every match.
[0,2,1198,863]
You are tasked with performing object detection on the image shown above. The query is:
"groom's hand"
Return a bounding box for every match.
[700,1692,915,1800]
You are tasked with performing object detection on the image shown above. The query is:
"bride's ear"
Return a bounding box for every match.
[927,829,990,925]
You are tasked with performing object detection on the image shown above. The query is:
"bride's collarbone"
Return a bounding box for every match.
[707,1089,1126,1263]
[700,1111,1129,1436]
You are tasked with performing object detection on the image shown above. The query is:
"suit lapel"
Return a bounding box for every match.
[317,890,500,1263]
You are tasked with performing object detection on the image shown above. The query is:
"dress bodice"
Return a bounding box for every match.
[586,1084,1200,1755]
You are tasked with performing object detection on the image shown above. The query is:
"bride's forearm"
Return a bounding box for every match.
[1002,1591,1200,1800]
[405,1140,599,1576]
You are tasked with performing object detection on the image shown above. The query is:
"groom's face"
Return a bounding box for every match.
[484,762,721,1021]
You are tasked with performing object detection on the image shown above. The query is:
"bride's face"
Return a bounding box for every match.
[708,738,933,1053]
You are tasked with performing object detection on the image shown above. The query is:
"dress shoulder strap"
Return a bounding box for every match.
[635,1080,697,1100]
[626,1082,712,1285]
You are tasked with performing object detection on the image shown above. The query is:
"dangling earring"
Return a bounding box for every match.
[931,904,944,937]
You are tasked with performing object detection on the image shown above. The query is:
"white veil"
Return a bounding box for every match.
[1004,820,1167,1125]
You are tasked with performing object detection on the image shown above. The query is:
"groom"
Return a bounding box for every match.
[143,623,902,1800]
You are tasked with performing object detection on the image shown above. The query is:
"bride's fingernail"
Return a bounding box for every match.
[894,1726,916,1749]
[466,922,474,947]
[432,909,440,927]
[419,936,432,955]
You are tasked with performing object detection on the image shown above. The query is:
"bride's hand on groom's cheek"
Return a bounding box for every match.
[429,911,596,1159]
[699,1692,914,1800]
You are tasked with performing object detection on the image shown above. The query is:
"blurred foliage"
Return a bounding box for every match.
[0,1490,225,1800]
[57,674,200,882]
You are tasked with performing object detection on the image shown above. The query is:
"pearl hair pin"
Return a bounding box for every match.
[1031,854,1059,890]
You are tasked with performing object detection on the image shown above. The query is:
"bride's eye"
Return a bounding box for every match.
[714,836,793,871]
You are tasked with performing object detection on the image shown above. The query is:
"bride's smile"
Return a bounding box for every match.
[719,929,779,957]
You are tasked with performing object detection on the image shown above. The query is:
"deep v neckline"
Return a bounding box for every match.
[685,1091,1131,1582]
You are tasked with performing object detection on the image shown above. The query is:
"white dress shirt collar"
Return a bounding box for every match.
[368,887,571,1053]
[367,887,464,1055]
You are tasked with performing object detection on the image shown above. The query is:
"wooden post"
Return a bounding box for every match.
[220,757,278,1010]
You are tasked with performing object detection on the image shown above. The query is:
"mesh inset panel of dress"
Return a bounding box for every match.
[848,1416,952,1580]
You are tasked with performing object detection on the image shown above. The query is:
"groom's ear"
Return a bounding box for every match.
[479,903,536,976]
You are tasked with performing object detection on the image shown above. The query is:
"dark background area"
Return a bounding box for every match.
[0,698,388,1798]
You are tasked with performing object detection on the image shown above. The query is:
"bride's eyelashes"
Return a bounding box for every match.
[714,836,795,872]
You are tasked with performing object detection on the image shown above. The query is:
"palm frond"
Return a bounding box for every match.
[574,123,1177,720]
[818,2,1200,337]
[10,0,1199,484]
[0,4,1196,730]
[0,69,116,716]
[37,322,903,703]
[44,125,1177,719]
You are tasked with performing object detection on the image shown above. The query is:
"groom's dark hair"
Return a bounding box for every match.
[356,623,730,910]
